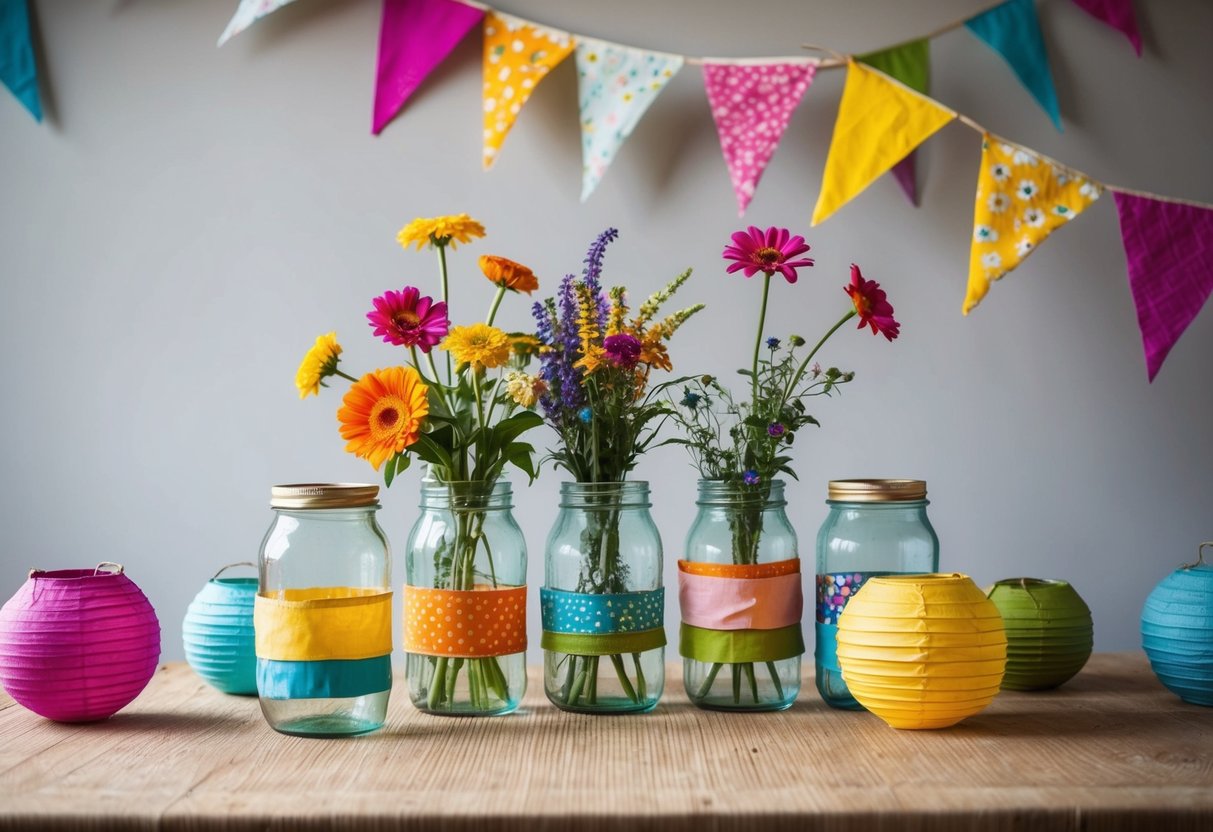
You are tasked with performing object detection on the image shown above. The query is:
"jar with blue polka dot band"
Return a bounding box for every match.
[542,481,665,713]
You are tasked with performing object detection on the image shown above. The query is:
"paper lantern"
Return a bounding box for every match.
[0,563,161,722]
[1141,542,1213,707]
[183,563,257,695]
[986,578,1092,691]
[836,573,1006,729]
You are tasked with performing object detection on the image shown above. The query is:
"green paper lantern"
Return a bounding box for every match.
[985,578,1093,691]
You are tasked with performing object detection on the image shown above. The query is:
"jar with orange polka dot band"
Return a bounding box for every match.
[404,478,527,716]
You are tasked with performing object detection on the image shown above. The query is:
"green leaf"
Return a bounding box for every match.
[412,431,454,471]
[383,451,410,488]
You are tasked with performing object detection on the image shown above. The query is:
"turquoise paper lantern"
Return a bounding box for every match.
[1141,542,1213,707]
[182,563,257,695]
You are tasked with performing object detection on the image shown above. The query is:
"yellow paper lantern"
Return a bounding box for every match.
[836,573,1007,729]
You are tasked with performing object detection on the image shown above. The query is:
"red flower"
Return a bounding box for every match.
[722,226,814,284]
[844,264,900,342]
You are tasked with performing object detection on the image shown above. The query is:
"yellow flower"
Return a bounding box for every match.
[638,326,672,372]
[480,255,539,294]
[397,214,486,251]
[504,371,546,408]
[605,286,628,336]
[295,332,343,399]
[337,367,429,471]
[509,333,542,359]
[441,323,512,370]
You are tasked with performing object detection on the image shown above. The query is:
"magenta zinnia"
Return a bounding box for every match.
[367,287,450,352]
[845,264,900,342]
[603,333,642,368]
[722,226,815,284]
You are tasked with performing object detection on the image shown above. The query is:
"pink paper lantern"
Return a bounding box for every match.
[0,564,161,722]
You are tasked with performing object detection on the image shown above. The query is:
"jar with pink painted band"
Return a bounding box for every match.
[681,479,803,711]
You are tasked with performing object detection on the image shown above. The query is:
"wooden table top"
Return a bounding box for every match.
[1,652,1210,831]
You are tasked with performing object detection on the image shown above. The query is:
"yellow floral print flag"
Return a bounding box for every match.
[965,134,1103,314]
[482,12,574,170]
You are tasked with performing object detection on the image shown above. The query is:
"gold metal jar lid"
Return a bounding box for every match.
[827,479,927,502]
[270,483,380,510]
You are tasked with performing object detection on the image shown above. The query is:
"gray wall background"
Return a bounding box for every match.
[1,0,1210,664]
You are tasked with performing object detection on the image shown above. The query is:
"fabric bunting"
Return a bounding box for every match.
[217,0,299,47]
[0,0,40,121]
[965,134,1102,315]
[373,0,484,135]
[965,0,1063,131]
[857,39,931,206]
[575,38,682,201]
[811,60,954,227]
[703,62,816,217]
[482,11,574,170]
[1113,193,1213,382]
[1071,0,1142,56]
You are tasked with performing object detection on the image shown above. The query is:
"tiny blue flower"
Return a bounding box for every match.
[766,337,781,350]
[578,407,593,423]
[743,470,760,486]
[680,390,702,410]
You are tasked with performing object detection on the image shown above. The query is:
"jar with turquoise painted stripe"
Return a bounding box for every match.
[542,481,665,713]
[681,480,803,711]
[256,484,392,737]
[814,479,938,710]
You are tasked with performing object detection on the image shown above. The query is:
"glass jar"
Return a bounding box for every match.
[404,478,527,716]
[681,480,803,711]
[542,482,664,713]
[814,479,939,710]
[256,483,392,737]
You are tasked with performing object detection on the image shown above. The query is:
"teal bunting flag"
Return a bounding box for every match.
[965,0,1062,131]
[0,0,41,122]
[857,38,931,205]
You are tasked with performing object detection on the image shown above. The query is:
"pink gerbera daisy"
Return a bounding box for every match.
[367,287,450,352]
[844,264,900,342]
[722,226,815,284]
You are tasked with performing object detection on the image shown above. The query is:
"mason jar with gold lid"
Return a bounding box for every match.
[255,483,392,737]
[814,479,939,710]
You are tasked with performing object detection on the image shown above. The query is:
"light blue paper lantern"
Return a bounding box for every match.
[183,563,257,695]
[1141,542,1213,707]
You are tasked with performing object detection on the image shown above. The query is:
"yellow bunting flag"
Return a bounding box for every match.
[812,60,956,226]
[964,133,1103,314]
[482,12,574,170]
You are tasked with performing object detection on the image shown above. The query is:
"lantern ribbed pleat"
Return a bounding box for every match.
[0,568,161,722]
[985,578,1092,691]
[1141,561,1213,706]
[183,576,257,695]
[836,573,1006,730]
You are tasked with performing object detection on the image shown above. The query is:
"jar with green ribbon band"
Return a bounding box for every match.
[256,483,392,737]
[680,479,803,711]
[542,481,665,713]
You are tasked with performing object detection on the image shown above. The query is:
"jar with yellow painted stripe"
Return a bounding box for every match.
[403,478,527,716]
[256,484,392,737]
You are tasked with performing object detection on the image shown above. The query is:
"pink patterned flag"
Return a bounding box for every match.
[1113,192,1213,382]
[703,62,817,217]
[1071,0,1142,56]
[373,0,483,135]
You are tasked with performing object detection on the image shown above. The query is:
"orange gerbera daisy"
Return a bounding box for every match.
[480,255,539,294]
[337,367,429,471]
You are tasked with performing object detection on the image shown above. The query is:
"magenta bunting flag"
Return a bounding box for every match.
[1071,0,1142,56]
[1113,192,1213,382]
[703,62,817,217]
[373,0,484,135]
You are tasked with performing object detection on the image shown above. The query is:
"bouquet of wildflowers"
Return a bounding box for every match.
[295,213,545,712]
[670,225,900,704]
[531,228,702,709]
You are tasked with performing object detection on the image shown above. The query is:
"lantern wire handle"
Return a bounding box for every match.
[93,562,124,575]
[212,561,258,580]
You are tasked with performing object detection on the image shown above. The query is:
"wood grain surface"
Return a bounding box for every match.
[1,653,1210,831]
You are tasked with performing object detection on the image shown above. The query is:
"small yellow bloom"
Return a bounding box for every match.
[397,214,486,251]
[638,327,672,372]
[441,323,512,370]
[509,333,542,359]
[295,332,343,399]
[480,255,539,294]
[504,371,546,408]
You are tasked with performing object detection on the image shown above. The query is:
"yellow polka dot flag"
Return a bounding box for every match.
[482,11,574,170]
[811,60,955,227]
[964,133,1103,314]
